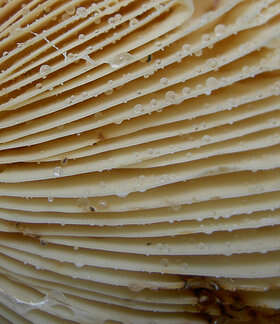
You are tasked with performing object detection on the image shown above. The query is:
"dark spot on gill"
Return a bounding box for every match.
[40,239,48,246]
[98,132,105,141]
[61,157,68,165]
[210,0,220,11]
[183,276,280,323]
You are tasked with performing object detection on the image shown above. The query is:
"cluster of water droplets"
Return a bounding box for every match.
[108,13,122,26]
[76,7,88,19]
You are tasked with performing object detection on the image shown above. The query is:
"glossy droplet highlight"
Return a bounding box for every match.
[206,77,219,88]
[165,91,177,103]
[160,258,169,267]
[53,166,63,177]
[108,52,134,69]
[133,104,144,114]
[150,99,158,107]
[182,44,191,54]
[39,64,51,76]
[160,77,169,86]
[129,17,138,27]
[215,24,226,37]
[182,87,191,96]
[128,283,144,292]
[76,7,87,18]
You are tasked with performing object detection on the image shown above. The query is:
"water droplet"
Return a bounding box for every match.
[39,64,51,76]
[75,261,84,268]
[150,99,158,107]
[93,15,101,24]
[105,89,113,95]
[76,7,87,18]
[61,13,70,21]
[194,49,203,57]
[48,197,54,202]
[21,6,30,15]
[273,81,280,92]
[78,33,85,40]
[138,175,146,185]
[53,166,63,177]
[198,242,205,250]
[108,13,122,25]
[270,119,279,126]
[98,200,108,208]
[160,258,169,267]
[182,262,189,270]
[35,83,42,89]
[128,283,144,292]
[154,59,162,69]
[160,77,169,86]
[206,77,219,88]
[238,44,248,54]
[44,6,51,13]
[87,46,94,53]
[155,41,162,48]
[182,44,191,54]
[171,204,181,211]
[159,174,170,183]
[199,295,209,303]
[165,91,177,103]
[108,17,115,25]
[242,65,250,74]
[81,91,88,99]
[133,104,144,114]
[66,95,76,104]
[65,5,75,15]
[68,53,77,61]
[114,13,122,23]
[108,52,134,69]
[147,148,155,155]
[77,198,89,211]
[202,33,211,43]
[206,58,218,70]
[142,3,149,10]
[225,241,232,248]
[2,51,9,57]
[214,24,226,37]
[182,87,191,96]
[129,17,138,27]
[176,51,184,63]
[114,187,128,197]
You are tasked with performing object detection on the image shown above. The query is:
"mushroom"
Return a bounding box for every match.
[0,0,280,323]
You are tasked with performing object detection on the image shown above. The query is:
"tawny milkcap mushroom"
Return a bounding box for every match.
[0,0,280,323]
